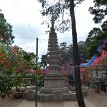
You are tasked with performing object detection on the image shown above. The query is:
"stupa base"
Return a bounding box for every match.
[38,87,76,101]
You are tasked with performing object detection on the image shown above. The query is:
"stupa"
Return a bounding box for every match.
[39,17,76,101]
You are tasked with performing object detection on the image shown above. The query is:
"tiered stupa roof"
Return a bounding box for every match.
[47,17,60,72]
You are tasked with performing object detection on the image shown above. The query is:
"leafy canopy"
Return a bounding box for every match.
[0,45,37,98]
[0,10,14,45]
[89,0,107,23]
[38,0,84,32]
[87,0,107,57]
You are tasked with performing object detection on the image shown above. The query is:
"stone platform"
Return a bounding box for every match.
[38,73,76,101]
[20,86,87,101]
[38,87,76,101]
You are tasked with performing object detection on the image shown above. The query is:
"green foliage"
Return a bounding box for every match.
[88,28,101,38]
[0,45,26,98]
[60,42,67,48]
[0,10,14,45]
[59,41,88,65]
[23,52,36,62]
[22,51,36,68]
[38,0,84,33]
[0,71,27,98]
[101,20,107,32]
[89,0,107,23]
[59,42,69,65]
[0,45,38,99]
[85,22,107,58]
[78,42,88,62]
[86,39,99,57]
[41,54,47,66]
[88,0,107,57]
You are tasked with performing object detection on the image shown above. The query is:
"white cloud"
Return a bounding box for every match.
[0,0,100,60]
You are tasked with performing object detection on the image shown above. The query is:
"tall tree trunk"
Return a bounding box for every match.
[69,0,86,107]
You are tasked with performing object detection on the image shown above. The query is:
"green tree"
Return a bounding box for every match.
[60,42,88,64]
[87,0,107,57]
[60,42,67,48]
[0,45,38,98]
[38,0,86,106]
[85,24,107,58]
[22,51,36,68]
[85,27,102,57]
[0,45,27,98]
[78,41,88,63]
[89,0,107,23]
[0,10,14,45]
[59,42,69,65]
[41,54,47,67]
[101,20,107,33]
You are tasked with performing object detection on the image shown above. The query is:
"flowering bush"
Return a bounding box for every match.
[0,45,36,98]
[0,45,25,71]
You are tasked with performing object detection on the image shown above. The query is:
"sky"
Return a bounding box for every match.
[0,0,100,61]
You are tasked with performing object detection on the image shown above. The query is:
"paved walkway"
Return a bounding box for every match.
[0,98,97,107]
[86,89,107,107]
[0,89,107,107]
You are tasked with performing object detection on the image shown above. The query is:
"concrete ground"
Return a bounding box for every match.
[0,89,107,107]
[0,98,97,107]
[86,89,107,107]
